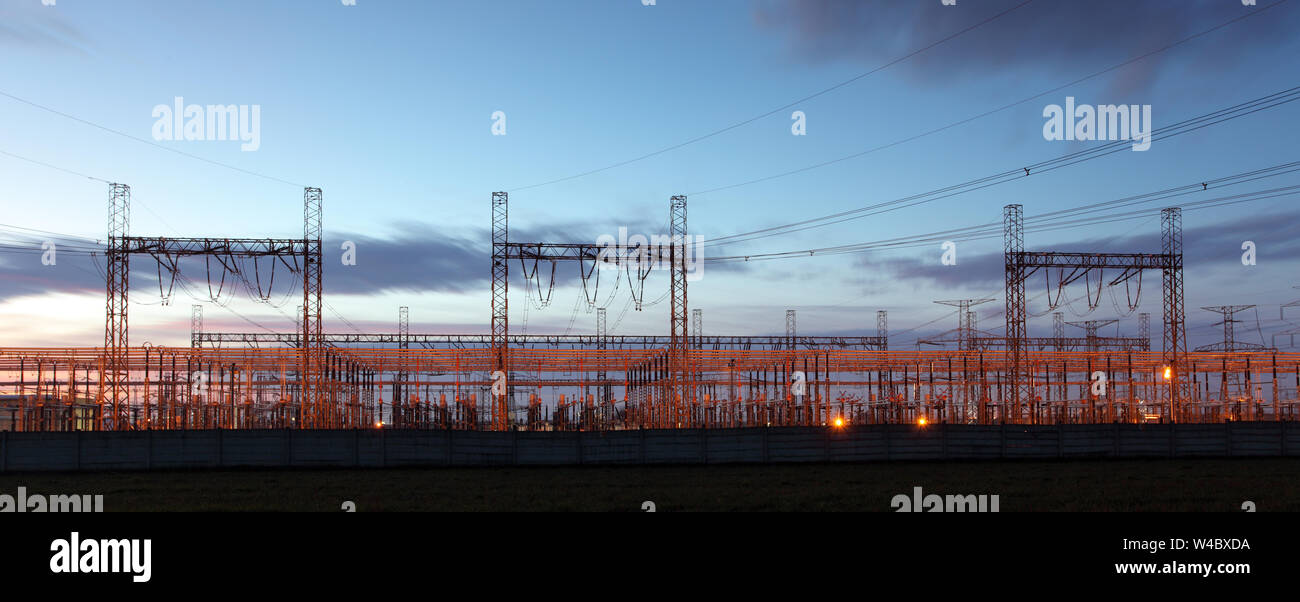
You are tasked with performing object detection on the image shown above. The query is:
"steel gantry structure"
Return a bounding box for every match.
[1004,204,1186,424]
[102,184,325,430]
[488,192,698,429]
[10,187,1295,434]
[194,332,889,351]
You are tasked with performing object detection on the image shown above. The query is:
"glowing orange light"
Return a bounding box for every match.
[833,417,844,428]
[1163,367,1173,381]
[375,421,383,428]
[917,416,928,427]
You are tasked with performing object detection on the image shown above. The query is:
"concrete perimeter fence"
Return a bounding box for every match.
[0,422,1296,473]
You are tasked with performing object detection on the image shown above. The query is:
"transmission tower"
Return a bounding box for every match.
[692,308,702,347]
[1066,319,1120,352]
[1052,312,1065,351]
[190,304,203,349]
[785,309,796,349]
[877,310,887,350]
[1194,305,1265,352]
[302,187,324,428]
[935,299,995,350]
[104,183,130,429]
[398,306,410,348]
[597,307,608,403]
[490,191,509,430]
[668,195,690,424]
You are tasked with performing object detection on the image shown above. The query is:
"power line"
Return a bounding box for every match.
[703,86,1300,248]
[505,0,1038,192]
[704,162,1300,262]
[0,149,111,184]
[0,90,306,188]
[687,0,1294,198]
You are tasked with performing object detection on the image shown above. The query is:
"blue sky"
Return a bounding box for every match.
[1,0,1299,349]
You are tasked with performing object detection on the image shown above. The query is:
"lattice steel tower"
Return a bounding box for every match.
[877,310,887,350]
[191,304,203,349]
[104,183,130,430]
[491,192,509,429]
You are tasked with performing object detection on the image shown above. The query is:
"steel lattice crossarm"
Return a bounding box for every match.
[121,237,309,257]
[966,336,1149,351]
[101,184,325,431]
[1004,204,1187,425]
[501,242,676,263]
[194,332,887,350]
[1195,341,1271,352]
[1012,252,1176,275]
[491,192,695,431]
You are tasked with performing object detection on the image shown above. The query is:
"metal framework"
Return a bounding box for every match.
[668,195,690,426]
[1066,319,1120,352]
[6,347,1297,433]
[190,305,203,350]
[877,310,888,350]
[195,332,888,350]
[489,193,693,428]
[1195,305,1266,352]
[102,184,324,429]
[1004,204,1185,423]
[13,188,1285,434]
[785,310,796,349]
[922,299,995,350]
[490,192,509,430]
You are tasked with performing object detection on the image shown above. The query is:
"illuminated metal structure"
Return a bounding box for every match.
[1066,319,1121,352]
[3,347,1297,432]
[102,184,324,430]
[195,332,888,351]
[7,193,1295,434]
[1004,204,1186,423]
[489,193,694,428]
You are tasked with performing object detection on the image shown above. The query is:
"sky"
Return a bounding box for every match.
[1,0,1299,350]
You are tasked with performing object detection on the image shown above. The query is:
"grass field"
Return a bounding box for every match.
[2,458,1298,511]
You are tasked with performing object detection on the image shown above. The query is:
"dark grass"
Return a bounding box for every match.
[2,458,1298,511]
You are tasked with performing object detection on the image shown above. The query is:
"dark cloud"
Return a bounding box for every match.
[753,0,1298,95]
[0,248,103,300]
[325,223,488,296]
